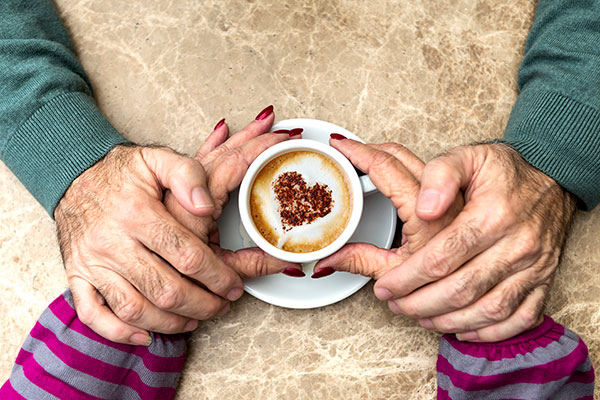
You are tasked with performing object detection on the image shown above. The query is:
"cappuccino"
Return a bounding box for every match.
[250,151,352,253]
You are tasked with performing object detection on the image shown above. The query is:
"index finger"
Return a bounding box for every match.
[133,203,244,301]
[328,139,421,221]
[207,132,299,208]
[314,242,407,280]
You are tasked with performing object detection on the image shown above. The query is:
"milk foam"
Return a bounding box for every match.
[250,151,351,253]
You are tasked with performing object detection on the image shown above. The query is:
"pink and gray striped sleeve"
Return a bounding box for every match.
[0,290,187,400]
[437,315,595,400]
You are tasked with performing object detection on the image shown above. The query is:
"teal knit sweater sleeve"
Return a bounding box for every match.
[0,0,129,216]
[504,0,600,210]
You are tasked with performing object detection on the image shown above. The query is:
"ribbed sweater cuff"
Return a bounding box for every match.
[503,89,600,210]
[2,92,130,217]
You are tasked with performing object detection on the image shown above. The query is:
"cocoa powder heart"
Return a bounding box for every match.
[272,171,333,231]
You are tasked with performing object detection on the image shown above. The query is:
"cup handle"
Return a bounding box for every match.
[360,174,378,196]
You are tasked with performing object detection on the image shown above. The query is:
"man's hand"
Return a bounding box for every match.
[314,138,462,281]
[375,143,576,342]
[54,145,238,345]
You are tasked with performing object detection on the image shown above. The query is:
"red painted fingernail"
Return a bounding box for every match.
[330,133,347,140]
[289,128,303,136]
[214,118,226,131]
[255,105,274,120]
[273,129,290,134]
[282,268,305,277]
[311,266,335,279]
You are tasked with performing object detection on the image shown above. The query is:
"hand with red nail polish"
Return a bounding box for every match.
[330,133,347,140]
[282,267,306,277]
[311,266,335,279]
[165,107,302,282]
[255,105,273,121]
[314,139,462,312]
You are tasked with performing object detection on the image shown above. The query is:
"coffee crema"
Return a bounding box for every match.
[250,151,352,253]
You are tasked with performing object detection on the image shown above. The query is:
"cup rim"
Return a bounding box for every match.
[238,139,364,263]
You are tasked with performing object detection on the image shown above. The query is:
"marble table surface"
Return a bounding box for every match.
[1,1,598,398]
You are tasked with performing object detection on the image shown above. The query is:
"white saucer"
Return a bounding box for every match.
[217,118,397,309]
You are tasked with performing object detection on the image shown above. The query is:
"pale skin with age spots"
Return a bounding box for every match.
[316,138,575,342]
[54,106,303,346]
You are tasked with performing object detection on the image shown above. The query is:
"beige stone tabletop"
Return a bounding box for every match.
[1,1,599,399]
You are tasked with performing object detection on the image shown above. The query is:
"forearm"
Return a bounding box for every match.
[503,0,600,210]
[0,290,186,399]
[0,0,128,216]
[437,316,595,399]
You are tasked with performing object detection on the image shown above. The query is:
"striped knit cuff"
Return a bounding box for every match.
[503,89,600,211]
[0,290,186,399]
[1,92,130,217]
[437,316,595,399]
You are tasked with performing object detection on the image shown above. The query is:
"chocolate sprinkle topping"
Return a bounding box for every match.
[272,171,334,231]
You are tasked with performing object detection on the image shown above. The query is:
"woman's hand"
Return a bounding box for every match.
[164,109,304,281]
[314,136,462,281]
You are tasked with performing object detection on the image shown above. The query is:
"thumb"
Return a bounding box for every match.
[314,243,406,280]
[141,147,214,217]
[417,146,474,220]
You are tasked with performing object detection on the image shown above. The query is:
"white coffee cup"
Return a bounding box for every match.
[238,139,377,263]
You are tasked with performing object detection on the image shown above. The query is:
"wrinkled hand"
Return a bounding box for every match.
[315,138,462,280]
[375,143,576,342]
[55,108,300,345]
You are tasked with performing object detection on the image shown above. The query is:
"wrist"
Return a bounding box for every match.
[3,93,130,217]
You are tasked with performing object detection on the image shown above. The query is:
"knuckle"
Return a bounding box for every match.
[337,244,379,277]
[446,270,478,308]
[519,306,540,331]
[491,258,514,280]
[113,298,145,324]
[534,250,560,273]
[481,292,513,322]
[250,256,270,278]
[233,249,269,279]
[424,157,447,173]
[487,199,515,229]
[178,246,207,275]
[381,142,407,154]
[106,325,131,344]
[445,222,483,257]
[221,146,246,166]
[179,158,203,179]
[370,150,396,171]
[153,280,185,310]
[197,300,224,320]
[513,229,542,259]
[422,249,453,280]
[75,302,95,326]
[345,250,369,275]
[434,315,461,333]
[151,218,193,253]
